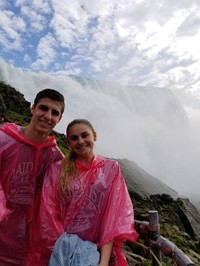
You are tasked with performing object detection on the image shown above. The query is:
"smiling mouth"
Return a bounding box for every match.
[77,145,88,151]
[40,120,52,126]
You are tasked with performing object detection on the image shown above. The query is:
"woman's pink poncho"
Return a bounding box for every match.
[37,155,139,265]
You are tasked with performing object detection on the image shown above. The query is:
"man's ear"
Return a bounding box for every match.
[30,105,35,115]
[58,114,62,122]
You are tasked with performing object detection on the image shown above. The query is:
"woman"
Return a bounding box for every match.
[37,119,138,265]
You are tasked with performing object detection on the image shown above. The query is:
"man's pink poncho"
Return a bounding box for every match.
[0,123,64,265]
[37,155,139,265]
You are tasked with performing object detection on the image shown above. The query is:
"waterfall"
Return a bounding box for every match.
[0,58,200,195]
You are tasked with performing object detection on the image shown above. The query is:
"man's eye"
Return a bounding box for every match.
[52,110,60,116]
[39,105,48,111]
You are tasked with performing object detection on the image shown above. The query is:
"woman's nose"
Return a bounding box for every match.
[77,137,84,144]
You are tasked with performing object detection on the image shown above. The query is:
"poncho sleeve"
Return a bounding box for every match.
[0,131,13,221]
[0,182,11,221]
[98,160,139,265]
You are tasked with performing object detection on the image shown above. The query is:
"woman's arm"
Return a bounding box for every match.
[99,240,114,266]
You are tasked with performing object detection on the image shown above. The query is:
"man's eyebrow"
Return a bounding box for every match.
[38,104,49,109]
[38,104,61,116]
[38,104,60,111]
[38,104,48,107]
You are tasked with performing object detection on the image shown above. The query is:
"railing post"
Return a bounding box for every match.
[148,210,162,265]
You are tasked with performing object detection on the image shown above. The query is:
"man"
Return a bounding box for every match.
[0,88,65,265]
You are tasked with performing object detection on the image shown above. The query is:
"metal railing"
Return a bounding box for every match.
[134,211,195,266]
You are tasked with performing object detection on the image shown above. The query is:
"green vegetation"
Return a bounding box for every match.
[51,131,68,155]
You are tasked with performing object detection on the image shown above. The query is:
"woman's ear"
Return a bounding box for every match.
[94,132,97,141]
[66,139,70,147]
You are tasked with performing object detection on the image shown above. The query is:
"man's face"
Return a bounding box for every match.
[30,98,63,134]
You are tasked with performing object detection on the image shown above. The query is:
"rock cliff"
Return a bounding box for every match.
[117,158,200,265]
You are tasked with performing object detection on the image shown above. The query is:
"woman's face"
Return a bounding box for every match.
[67,123,96,163]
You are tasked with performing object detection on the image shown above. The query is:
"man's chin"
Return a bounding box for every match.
[37,126,52,135]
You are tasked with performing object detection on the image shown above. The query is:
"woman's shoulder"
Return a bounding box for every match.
[96,155,119,168]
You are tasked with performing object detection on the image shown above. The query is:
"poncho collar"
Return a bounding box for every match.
[75,156,105,183]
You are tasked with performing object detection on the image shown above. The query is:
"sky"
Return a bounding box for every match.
[0,1,200,89]
[1,0,200,120]
[1,0,200,197]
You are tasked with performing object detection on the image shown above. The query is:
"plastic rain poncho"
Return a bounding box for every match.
[0,123,64,265]
[37,155,139,265]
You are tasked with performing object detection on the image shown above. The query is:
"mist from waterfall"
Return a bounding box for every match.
[1,58,200,196]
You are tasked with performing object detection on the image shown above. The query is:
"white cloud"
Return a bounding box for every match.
[0,9,26,50]
[23,53,31,63]
[0,0,7,9]
[20,5,48,31]
[31,33,57,70]
[50,0,90,47]
[16,0,51,13]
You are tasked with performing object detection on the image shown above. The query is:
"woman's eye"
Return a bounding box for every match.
[70,136,78,141]
[82,133,89,138]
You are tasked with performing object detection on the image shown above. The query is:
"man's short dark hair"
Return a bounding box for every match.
[34,88,65,114]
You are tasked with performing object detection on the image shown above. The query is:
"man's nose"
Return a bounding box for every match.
[44,109,52,119]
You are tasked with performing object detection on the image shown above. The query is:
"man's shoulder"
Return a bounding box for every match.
[0,123,22,141]
[0,122,20,132]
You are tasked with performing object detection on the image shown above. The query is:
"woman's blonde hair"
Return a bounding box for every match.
[59,119,96,194]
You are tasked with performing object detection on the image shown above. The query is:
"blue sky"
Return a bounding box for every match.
[1,0,200,85]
